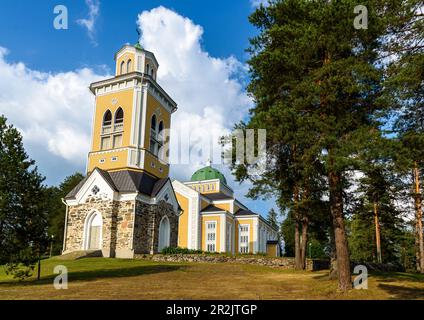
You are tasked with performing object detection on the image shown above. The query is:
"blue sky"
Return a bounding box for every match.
[0,0,277,217]
[0,1,256,73]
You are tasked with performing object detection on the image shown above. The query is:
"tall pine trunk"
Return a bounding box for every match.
[328,166,352,290]
[300,218,308,269]
[373,201,382,263]
[413,162,424,273]
[294,220,302,270]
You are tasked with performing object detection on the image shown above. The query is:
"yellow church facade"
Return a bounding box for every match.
[63,41,279,259]
[172,165,280,256]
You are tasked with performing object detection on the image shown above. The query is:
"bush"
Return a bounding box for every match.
[161,247,204,254]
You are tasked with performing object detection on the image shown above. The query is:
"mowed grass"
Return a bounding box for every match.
[0,257,423,300]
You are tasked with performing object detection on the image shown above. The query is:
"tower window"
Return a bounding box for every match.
[120,61,125,75]
[103,110,112,126]
[158,121,164,134]
[127,59,132,73]
[102,110,112,135]
[113,134,122,148]
[146,64,150,75]
[151,114,157,132]
[114,107,124,131]
[101,136,111,150]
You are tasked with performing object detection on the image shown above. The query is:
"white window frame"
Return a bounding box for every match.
[205,221,217,252]
[239,224,250,254]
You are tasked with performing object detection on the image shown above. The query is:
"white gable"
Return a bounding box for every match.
[66,170,116,206]
[155,179,180,213]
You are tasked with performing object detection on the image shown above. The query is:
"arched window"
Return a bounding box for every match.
[103,110,112,126]
[151,114,157,132]
[84,211,102,250]
[120,61,125,74]
[146,64,150,75]
[115,107,124,124]
[158,121,164,133]
[151,69,155,80]
[127,59,132,72]
[158,216,170,252]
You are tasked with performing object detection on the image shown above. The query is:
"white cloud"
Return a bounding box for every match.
[136,7,274,214]
[250,0,270,8]
[77,0,100,44]
[0,6,273,215]
[137,6,252,177]
[0,47,106,171]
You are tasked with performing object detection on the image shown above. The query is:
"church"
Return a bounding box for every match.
[62,42,279,259]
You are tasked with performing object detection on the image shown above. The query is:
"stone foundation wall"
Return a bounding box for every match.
[133,200,179,254]
[63,197,116,257]
[64,196,179,258]
[135,254,329,271]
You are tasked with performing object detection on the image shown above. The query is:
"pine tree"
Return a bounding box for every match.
[267,208,279,230]
[239,0,394,290]
[384,1,424,273]
[46,173,85,255]
[0,115,48,279]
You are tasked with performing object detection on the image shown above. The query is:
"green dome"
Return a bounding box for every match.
[191,166,227,184]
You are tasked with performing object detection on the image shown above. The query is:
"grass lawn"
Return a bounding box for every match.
[0,257,423,300]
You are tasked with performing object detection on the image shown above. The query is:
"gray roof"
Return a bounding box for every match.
[201,205,226,213]
[234,209,258,216]
[65,168,168,199]
[203,192,233,201]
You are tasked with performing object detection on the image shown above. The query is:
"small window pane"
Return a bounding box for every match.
[101,136,111,150]
[113,134,122,148]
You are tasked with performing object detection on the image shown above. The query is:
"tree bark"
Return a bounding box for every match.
[300,218,308,269]
[294,220,302,270]
[413,162,424,273]
[373,201,382,263]
[328,167,352,290]
[328,228,338,280]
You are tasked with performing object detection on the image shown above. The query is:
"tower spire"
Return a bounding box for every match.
[134,28,142,49]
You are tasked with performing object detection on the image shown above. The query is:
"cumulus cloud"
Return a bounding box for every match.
[250,0,270,8]
[0,6,274,214]
[77,0,100,44]
[0,47,107,172]
[137,6,252,177]
[135,7,275,214]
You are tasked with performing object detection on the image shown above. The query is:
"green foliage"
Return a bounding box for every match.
[46,173,85,255]
[267,208,279,230]
[161,247,204,254]
[0,115,48,279]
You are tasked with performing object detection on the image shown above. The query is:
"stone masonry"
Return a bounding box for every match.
[63,194,179,258]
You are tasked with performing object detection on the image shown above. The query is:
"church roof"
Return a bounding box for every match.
[191,166,227,184]
[202,192,233,201]
[201,205,227,213]
[65,168,169,199]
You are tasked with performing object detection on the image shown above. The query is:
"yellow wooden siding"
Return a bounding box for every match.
[116,52,135,75]
[214,202,230,212]
[234,218,255,253]
[91,89,134,152]
[201,215,221,252]
[88,149,129,172]
[176,193,189,248]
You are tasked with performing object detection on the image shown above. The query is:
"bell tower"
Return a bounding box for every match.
[87,42,177,178]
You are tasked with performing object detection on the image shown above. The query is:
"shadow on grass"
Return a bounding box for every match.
[377,283,424,299]
[371,272,424,283]
[0,264,185,287]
